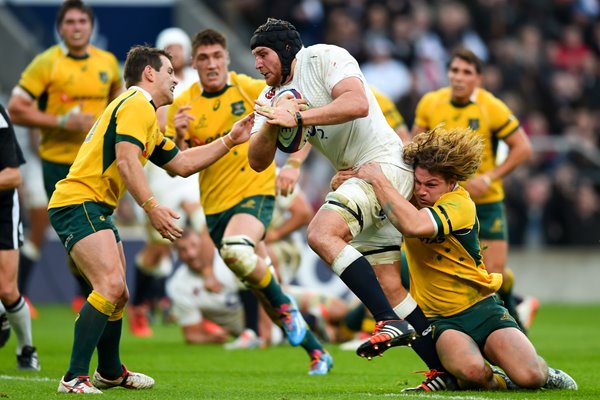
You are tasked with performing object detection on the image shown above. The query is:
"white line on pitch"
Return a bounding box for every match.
[0,375,54,382]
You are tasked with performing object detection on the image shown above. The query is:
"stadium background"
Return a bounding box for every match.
[0,0,598,304]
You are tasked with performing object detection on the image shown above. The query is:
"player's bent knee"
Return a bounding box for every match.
[220,235,258,278]
[511,366,546,389]
[322,191,363,237]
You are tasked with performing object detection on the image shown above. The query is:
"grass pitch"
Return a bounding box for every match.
[0,303,598,399]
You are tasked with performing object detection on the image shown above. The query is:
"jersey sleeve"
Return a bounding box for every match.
[114,95,154,151]
[322,46,364,92]
[18,51,54,100]
[149,133,179,166]
[487,95,520,140]
[427,191,476,237]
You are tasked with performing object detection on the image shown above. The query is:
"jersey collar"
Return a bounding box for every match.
[450,88,478,108]
[59,42,90,60]
[129,86,156,109]
[201,84,230,98]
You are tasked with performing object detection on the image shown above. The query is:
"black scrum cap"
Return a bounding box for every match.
[250,18,303,85]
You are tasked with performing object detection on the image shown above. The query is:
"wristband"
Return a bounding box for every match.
[220,136,232,151]
[481,175,492,186]
[57,114,69,129]
[141,196,159,213]
[284,158,302,169]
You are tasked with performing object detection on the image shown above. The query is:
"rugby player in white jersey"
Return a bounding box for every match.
[167,228,245,344]
[248,18,457,391]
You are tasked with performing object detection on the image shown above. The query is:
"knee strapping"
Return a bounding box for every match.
[219,235,258,278]
[323,192,363,236]
[88,290,116,317]
[109,305,124,321]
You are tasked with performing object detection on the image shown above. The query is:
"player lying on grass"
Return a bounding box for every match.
[167,228,241,345]
[332,127,577,391]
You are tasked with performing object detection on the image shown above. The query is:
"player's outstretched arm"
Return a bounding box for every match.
[165,113,254,177]
[356,163,435,238]
[116,141,182,242]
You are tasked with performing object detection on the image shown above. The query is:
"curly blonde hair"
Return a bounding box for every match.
[403,126,484,181]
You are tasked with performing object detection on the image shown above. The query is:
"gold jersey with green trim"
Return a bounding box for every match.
[404,185,503,318]
[49,87,178,210]
[414,87,520,204]
[18,44,121,165]
[371,86,405,132]
[166,71,275,215]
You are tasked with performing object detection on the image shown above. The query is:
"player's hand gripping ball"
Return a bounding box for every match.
[272,88,311,153]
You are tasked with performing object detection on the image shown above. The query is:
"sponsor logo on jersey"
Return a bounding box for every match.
[265,88,276,100]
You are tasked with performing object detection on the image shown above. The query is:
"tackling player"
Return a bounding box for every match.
[411,48,533,330]
[345,126,576,392]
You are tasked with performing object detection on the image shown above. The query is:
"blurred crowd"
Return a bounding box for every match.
[215,0,600,247]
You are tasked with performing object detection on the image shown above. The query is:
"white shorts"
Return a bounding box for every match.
[321,163,413,265]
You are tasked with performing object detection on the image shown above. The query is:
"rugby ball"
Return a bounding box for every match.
[272,88,311,153]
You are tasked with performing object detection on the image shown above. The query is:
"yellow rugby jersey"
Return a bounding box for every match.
[166,71,275,215]
[371,86,405,131]
[414,87,520,204]
[404,186,502,317]
[49,87,178,210]
[18,44,121,164]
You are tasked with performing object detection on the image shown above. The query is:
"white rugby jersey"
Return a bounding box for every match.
[254,44,410,171]
[166,250,242,328]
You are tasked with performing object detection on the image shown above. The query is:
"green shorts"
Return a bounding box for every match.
[205,195,275,246]
[42,159,72,199]
[476,201,508,240]
[49,202,120,253]
[400,250,410,290]
[430,295,521,349]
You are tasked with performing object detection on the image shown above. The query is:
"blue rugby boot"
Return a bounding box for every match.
[278,294,306,346]
[308,350,333,376]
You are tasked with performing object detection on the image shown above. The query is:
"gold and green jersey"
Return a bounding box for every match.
[413,87,520,204]
[404,186,502,317]
[18,44,121,164]
[166,71,275,215]
[371,86,405,132]
[49,87,178,210]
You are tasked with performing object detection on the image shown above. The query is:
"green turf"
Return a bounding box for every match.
[0,303,598,399]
